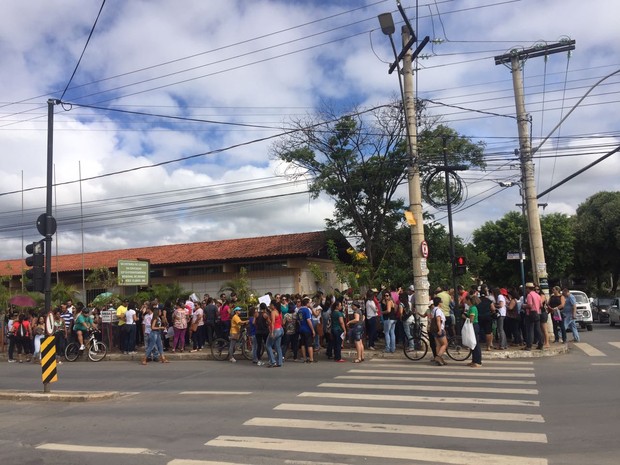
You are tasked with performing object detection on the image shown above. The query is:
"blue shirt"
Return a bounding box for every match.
[298,306,313,334]
[562,294,576,317]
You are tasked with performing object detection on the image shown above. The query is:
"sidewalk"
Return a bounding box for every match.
[0,341,569,363]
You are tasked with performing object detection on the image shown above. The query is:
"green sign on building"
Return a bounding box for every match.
[117,259,150,286]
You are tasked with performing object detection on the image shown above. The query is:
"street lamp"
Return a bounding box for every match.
[377,7,431,318]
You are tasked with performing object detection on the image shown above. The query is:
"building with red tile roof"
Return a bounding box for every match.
[1,231,350,302]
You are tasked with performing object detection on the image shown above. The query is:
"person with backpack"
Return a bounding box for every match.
[9,313,32,363]
[282,305,300,362]
[297,297,316,363]
[477,285,496,351]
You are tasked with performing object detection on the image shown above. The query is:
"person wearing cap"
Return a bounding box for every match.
[494,287,508,350]
[74,302,96,351]
[228,306,249,363]
[523,282,544,350]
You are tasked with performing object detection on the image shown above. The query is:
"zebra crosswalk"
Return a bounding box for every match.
[204,359,550,465]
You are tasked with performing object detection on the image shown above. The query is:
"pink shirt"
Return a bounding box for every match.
[526,291,542,314]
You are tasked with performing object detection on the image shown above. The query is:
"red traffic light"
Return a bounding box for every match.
[456,256,466,266]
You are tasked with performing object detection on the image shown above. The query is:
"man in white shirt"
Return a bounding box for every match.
[365,290,379,350]
[123,303,137,355]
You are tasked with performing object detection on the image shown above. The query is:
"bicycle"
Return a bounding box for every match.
[65,330,107,362]
[211,326,252,361]
[403,318,471,362]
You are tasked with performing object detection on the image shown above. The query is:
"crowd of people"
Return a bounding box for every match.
[3,282,581,367]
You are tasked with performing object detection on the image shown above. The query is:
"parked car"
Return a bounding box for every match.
[570,290,593,331]
[592,297,613,323]
[608,298,620,327]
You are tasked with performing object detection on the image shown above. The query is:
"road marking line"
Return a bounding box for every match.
[275,403,545,423]
[319,382,538,396]
[299,391,539,407]
[205,436,548,465]
[365,363,534,371]
[244,417,547,443]
[572,343,606,357]
[179,391,251,395]
[350,369,536,378]
[336,375,537,385]
[608,342,620,349]
[369,359,534,365]
[591,363,620,366]
[37,444,154,455]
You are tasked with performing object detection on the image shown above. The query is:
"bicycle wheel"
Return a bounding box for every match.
[240,335,252,360]
[211,338,228,361]
[403,337,428,361]
[88,341,107,362]
[446,335,472,361]
[65,343,80,362]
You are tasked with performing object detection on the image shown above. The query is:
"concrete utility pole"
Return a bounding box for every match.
[401,28,430,316]
[494,41,575,293]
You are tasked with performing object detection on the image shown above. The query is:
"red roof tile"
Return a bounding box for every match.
[0,231,330,276]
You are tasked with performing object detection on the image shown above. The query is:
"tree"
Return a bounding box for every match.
[219,267,255,308]
[540,213,575,281]
[472,211,574,286]
[271,104,486,274]
[51,282,79,306]
[272,104,407,269]
[86,267,117,290]
[573,191,620,294]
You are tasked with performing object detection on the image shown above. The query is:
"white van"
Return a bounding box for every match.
[570,290,593,331]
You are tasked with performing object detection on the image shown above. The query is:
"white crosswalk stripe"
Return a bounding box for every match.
[299,390,539,406]
[318,381,539,395]
[205,436,547,465]
[204,361,548,464]
[336,374,537,384]
[244,417,548,443]
[350,368,536,377]
[608,342,620,349]
[275,402,545,422]
[572,343,606,356]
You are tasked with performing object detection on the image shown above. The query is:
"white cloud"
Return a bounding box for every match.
[1,0,619,261]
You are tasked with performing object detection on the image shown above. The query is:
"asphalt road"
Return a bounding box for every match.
[0,322,619,465]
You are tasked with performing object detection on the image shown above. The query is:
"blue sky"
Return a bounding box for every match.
[0,0,618,260]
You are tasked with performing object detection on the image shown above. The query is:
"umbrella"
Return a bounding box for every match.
[9,295,37,307]
[92,292,114,305]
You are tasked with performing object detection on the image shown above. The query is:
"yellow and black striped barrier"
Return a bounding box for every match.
[41,336,58,388]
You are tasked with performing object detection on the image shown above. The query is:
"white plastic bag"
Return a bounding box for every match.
[462,319,477,350]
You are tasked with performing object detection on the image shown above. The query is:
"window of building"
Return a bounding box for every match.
[237,261,287,272]
[178,266,223,276]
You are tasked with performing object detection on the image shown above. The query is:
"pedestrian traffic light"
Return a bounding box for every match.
[454,255,467,276]
[25,240,45,292]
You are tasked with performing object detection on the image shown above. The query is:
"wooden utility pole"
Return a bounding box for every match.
[494,40,575,293]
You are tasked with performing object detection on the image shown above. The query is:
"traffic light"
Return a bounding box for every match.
[454,255,467,276]
[25,240,45,292]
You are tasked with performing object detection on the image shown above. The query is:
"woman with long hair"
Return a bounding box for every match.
[381,292,397,353]
[266,301,284,367]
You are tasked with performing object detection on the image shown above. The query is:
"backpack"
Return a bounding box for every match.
[18,323,27,338]
[284,314,297,335]
[326,314,332,333]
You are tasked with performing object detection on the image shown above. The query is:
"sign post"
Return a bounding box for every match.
[41,311,58,392]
